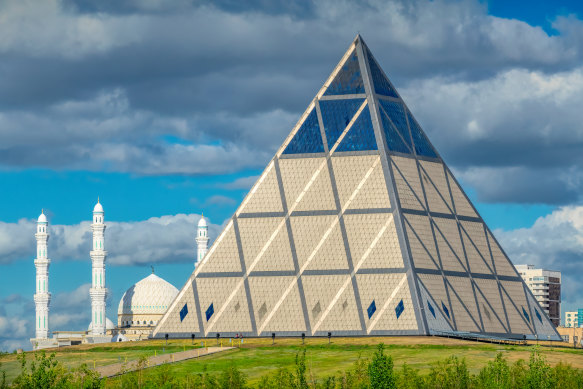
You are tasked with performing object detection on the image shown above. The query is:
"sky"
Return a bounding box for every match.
[1,0,583,351]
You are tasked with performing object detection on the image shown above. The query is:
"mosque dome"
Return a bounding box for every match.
[38,211,47,223]
[87,317,115,331]
[117,273,178,317]
[93,200,103,213]
[198,216,207,228]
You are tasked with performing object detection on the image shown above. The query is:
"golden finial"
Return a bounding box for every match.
[41,208,44,214]
[97,196,100,204]
[201,211,204,218]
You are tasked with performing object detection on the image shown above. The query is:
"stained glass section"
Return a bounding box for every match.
[366,47,398,98]
[324,49,365,96]
[407,110,438,158]
[336,105,377,151]
[379,105,411,154]
[320,99,365,148]
[283,108,324,154]
[379,99,412,150]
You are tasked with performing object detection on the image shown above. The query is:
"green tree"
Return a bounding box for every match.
[550,362,583,389]
[343,354,370,389]
[70,363,103,389]
[397,362,424,389]
[526,347,554,389]
[12,351,70,389]
[425,355,469,389]
[0,361,7,389]
[294,349,308,389]
[474,353,510,389]
[219,362,247,389]
[256,368,295,389]
[368,343,396,389]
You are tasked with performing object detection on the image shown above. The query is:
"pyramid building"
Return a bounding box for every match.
[153,36,560,341]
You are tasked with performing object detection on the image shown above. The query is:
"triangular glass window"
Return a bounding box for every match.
[379,106,410,154]
[407,110,438,158]
[379,99,412,149]
[336,105,377,151]
[283,108,324,154]
[366,48,398,98]
[324,49,365,96]
[319,98,364,148]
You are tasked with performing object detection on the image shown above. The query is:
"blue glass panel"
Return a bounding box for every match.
[428,301,436,318]
[206,303,214,322]
[179,303,188,322]
[395,299,405,319]
[442,302,450,319]
[366,48,398,98]
[407,110,438,158]
[378,100,412,150]
[379,107,410,154]
[320,98,365,147]
[324,50,365,96]
[336,105,377,151]
[522,306,530,323]
[535,309,543,324]
[283,108,324,154]
[367,300,376,319]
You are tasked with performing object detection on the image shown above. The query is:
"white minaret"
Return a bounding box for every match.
[196,213,209,266]
[89,198,107,335]
[34,210,51,339]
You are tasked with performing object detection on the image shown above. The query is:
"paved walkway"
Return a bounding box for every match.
[95,346,235,378]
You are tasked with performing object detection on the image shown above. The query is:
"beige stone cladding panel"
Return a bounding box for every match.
[238,163,283,214]
[473,279,507,334]
[290,215,349,271]
[332,155,387,209]
[347,158,392,210]
[343,213,404,270]
[197,277,252,334]
[392,156,426,211]
[500,281,533,335]
[248,276,306,334]
[302,275,361,332]
[487,231,518,277]
[432,217,466,272]
[237,217,295,272]
[460,222,494,275]
[155,281,199,334]
[198,223,242,274]
[446,171,478,218]
[279,157,335,212]
[315,282,362,333]
[419,161,453,214]
[404,214,439,270]
[445,277,481,332]
[417,274,454,328]
[357,273,417,332]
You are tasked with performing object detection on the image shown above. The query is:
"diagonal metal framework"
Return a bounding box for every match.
[152,35,561,341]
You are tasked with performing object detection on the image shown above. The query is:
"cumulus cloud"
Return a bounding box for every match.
[401,66,583,204]
[1,0,583,194]
[496,206,583,312]
[0,213,221,265]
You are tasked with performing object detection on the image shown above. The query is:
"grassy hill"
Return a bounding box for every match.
[1,336,582,387]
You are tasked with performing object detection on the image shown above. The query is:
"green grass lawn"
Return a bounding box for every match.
[2,337,583,387]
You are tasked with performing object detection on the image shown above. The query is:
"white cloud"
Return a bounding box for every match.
[0,213,222,265]
[496,206,583,311]
[0,0,142,58]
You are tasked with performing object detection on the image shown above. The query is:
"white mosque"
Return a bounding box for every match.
[30,200,209,350]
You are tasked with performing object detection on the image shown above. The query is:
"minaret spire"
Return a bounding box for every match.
[33,210,51,342]
[196,213,209,267]
[90,199,107,335]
